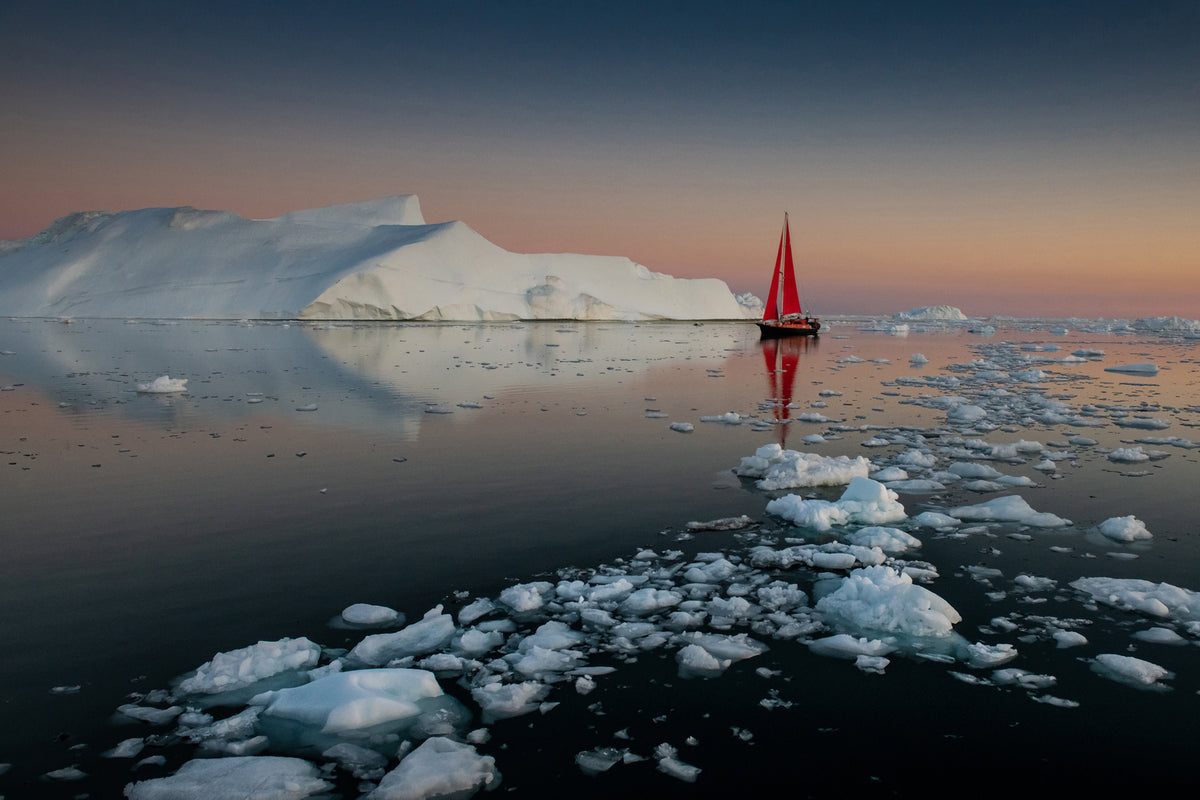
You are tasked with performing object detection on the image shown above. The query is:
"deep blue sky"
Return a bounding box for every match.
[3,0,1198,315]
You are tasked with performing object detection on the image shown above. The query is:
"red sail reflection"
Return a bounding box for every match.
[761,335,815,447]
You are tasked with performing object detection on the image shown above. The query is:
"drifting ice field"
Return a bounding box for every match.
[1,317,1198,798]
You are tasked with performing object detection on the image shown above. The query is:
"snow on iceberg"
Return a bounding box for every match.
[734,444,872,490]
[0,196,757,321]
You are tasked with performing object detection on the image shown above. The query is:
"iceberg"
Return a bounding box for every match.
[894,305,967,321]
[0,196,757,321]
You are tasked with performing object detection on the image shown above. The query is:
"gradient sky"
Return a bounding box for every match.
[2,0,1197,317]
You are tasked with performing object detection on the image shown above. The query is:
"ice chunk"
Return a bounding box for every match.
[125,756,331,800]
[766,477,906,531]
[676,643,730,678]
[1104,363,1159,375]
[250,668,445,734]
[340,603,403,627]
[1132,627,1186,645]
[1070,577,1200,621]
[471,681,550,722]
[734,444,871,490]
[619,587,683,616]
[367,736,500,799]
[1052,630,1088,648]
[1090,653,1174,690]
[1097,515,1152,542]
[576,746,625,775]
[176,638,321,698]
[136,375,188,393]
[807,634,895,659]
[654,743,701,782]
[348,607,456,665]
[910,511,961,529]
[949,495,1071,527]
[816,565,961,638]
[842,526,922,554]
[498,582,553,613]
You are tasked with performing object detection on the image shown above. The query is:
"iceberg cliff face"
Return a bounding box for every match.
[0,195,757,321]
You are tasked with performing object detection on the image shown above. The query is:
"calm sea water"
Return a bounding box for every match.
[1,317,1197,798]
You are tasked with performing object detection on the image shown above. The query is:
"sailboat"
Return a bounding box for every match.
[756,213,820,338]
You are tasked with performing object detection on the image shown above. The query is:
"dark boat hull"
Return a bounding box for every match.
[757,320,820,339]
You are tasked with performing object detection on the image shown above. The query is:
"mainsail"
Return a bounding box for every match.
[762,214,803,322]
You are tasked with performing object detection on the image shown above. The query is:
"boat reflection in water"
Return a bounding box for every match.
[761,334,816,447]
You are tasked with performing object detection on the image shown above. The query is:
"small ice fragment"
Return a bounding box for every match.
[137,375,188,393]
[341,603,403,627]
[1104,363,1158,375]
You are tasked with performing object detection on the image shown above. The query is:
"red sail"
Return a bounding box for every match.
[779,219,803,317]
[762,230,785,322]
[762,215,803,321]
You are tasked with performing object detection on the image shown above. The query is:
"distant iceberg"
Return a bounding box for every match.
[894,305,967,321]
[0,195,759,322]
[1131,316,1200,334]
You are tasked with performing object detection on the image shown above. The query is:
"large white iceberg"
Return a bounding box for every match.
[0,196,758,321]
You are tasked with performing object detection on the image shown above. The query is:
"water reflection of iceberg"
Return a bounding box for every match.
[2,319,751,439]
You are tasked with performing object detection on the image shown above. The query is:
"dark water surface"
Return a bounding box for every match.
[1,318,1197,797]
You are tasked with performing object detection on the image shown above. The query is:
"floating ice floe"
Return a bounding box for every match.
[124,755,332,800]
[136,375,188,393]
[175,638,321,701]
[1106,446,1167,463]
[1096,516,1152,542]
[700,412,743,424]
[1070,577,1200,621]
[765,477,906,531]
[348,606,457,665]
[366,736,500,799]
[1088,653,1174,691]
[340,603,404,627]
[735,444,871,490]
[949,495,1071,527]
[815,565,960,639]
[249,668,460,736]
[1104,363,1159,375]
